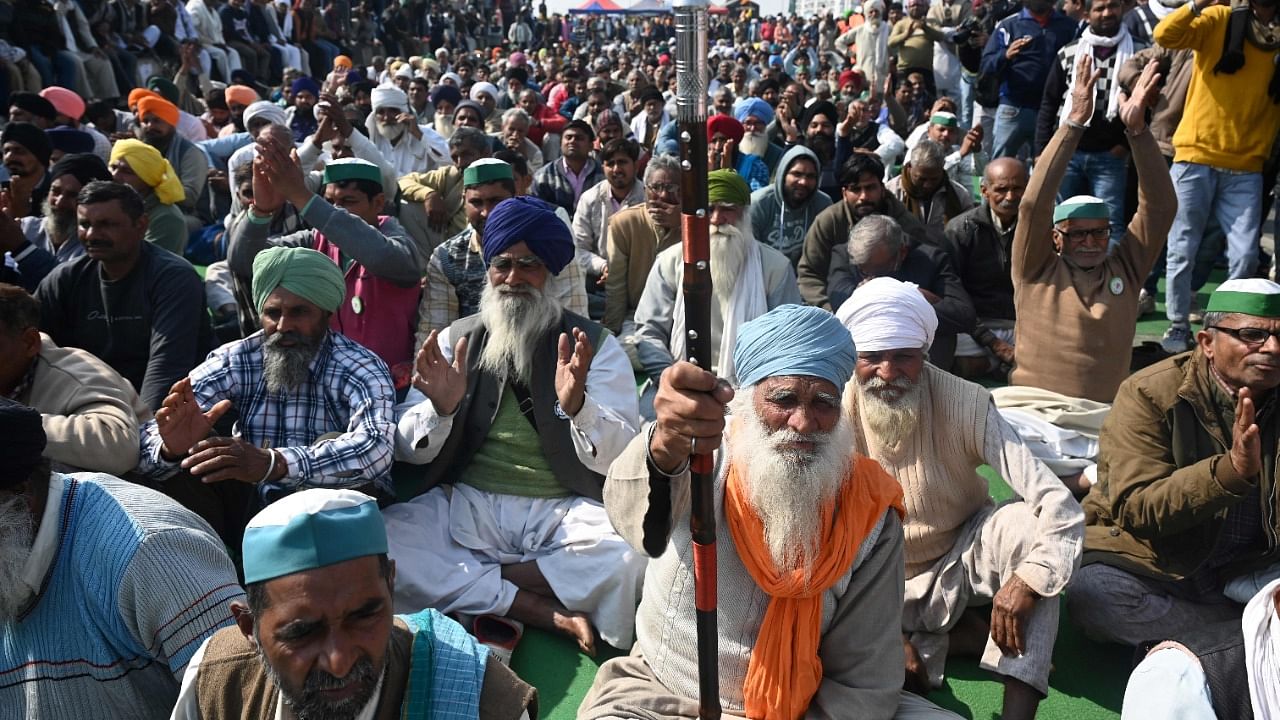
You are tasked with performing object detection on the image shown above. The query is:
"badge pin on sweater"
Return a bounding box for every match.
[1109,277,1124,296]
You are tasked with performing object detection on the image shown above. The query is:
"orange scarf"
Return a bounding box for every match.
[725,455,905,720]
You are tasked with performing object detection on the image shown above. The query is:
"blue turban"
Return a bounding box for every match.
[290,76,321,98]
[734,97,774,126]
[481,196,574,276]
[733,304,856,389]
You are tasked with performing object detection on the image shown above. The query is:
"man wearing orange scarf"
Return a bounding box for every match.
[837,278,1083,720]
[580,304,960,720]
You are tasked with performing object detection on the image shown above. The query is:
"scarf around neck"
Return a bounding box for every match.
[1215,0,1280,102]
[724,453,905,720]
[1060,27,1135,122]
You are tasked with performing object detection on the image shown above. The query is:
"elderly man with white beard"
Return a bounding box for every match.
[579,304,961,720]
[836,277,1084,720]
[135,246,397,549]
[0,398,244,719]
[366,85,449,177]
[633,170,800,418]
[386,196,644,659]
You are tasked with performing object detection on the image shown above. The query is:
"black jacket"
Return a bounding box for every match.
[945,202,1016,323]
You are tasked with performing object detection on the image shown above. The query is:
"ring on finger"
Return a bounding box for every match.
[690,436,697,456]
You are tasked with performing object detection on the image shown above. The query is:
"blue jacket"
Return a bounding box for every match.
[979,8,1079,109]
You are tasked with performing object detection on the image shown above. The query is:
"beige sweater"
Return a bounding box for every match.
[1010,124,1174,403]
[603,205,679,333]
[24,334,151,476]
[850,366,1083,595]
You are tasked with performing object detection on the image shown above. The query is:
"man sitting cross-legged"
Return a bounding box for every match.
[580,304,960,720]
[386,196,644,656]
[837,277,1084,720]
[136,246,397,549]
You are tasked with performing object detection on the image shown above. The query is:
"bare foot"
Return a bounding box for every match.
[556,611,597,656]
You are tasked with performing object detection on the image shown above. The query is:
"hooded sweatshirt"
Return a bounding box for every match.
[749,145,833,268]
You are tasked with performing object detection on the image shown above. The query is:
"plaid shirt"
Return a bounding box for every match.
[138,331,396,496]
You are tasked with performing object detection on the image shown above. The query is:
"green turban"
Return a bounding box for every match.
[251,247,347,314]
[708,169,750,207]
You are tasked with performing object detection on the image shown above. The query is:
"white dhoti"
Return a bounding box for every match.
[383,484,648,649]
[991,385,1109,478]
[903,502,1060,695]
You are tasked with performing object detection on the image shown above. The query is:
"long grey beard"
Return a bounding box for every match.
[434,115,455,139]
[476,282,561,385]
[255,633,383,720]
[853,375,923,452]
[42,200,76,250]
[262,331,321,395]
[728,390,853,588]
[739,130,770,159]
[0,493,36,620]
[709,220,752,307]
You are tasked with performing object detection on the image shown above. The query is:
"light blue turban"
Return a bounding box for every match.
[734,97,775,126]
[733,304,856,389]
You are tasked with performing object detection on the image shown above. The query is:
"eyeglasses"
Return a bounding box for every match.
[1210,326,1280,346]
[1055,227,1110,243]
[645,182,680,197]
[489,255,544,272]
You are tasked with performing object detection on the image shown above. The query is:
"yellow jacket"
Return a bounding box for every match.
[1156,4,1280,172]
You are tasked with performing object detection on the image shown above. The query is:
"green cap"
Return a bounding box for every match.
[1052,195,1109,224]
[708,169,750,207]
[1205,278,1280,318]
[929,111,959,128]
[463,158,514,187]
[322,158,383,189]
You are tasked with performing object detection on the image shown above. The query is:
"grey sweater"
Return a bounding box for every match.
[749,145,833,268]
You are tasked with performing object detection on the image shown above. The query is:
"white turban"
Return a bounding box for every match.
[442,72,462,87]
[371,85,409,112]
[469,81,499,102]
[836,276,938,352]
[243,100,287,128]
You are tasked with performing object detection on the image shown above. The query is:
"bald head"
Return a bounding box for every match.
[981,158,1028,225]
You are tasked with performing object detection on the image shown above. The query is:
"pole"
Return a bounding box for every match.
[673,2,720,719]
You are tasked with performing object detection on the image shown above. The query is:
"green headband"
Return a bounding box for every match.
[322,160,383,189]
[929,112,958,128]
[1052,195,1109,224]
[463,159,514,187]
[1205,291,1280,317]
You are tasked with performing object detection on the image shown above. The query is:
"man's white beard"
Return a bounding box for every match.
[852,374,923,451]
[709,220,752,307]
[476,281,561,385]
[0,493,36,620]
[739,130,769,159]
[42,199,76,249]
[377,121,405,144]
[434,114,455,138]
[728,391,853,587]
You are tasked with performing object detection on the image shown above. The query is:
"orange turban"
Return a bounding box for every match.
[137,96,179,128]
[225,84,259,108]
[128,88,161,111]
[333,55,353,70]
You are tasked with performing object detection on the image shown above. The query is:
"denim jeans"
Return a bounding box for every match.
[26,47,79,92]
[1165,162,1263,325]
[1056,149,1129,249]
[991,103,1037,159]
[957,71,976,130]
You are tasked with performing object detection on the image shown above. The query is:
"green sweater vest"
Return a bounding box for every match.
[461,385,570,498]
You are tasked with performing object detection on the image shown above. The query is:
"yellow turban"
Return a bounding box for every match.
[109,139,185,206]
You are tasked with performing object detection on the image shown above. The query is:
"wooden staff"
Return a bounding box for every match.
[673,2,719,719]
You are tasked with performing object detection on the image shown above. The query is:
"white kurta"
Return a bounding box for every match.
[385,326,644,648]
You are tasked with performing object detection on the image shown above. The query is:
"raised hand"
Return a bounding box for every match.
[251,149,283,214]
[959,124,983,157]
[1230,387,1262,478]
[1066,53,1103,127]
[412,330,469,416]
[1117,59,1161,134]
[255,132,309,207]
[555,327,593,417]
[155,378,233,460]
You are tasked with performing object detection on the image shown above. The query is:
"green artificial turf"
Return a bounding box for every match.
[507,464,1132,720]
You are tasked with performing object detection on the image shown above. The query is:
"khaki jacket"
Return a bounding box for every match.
[1083,349,1280,581]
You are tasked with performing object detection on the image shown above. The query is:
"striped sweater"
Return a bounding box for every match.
[1,473,244,719]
